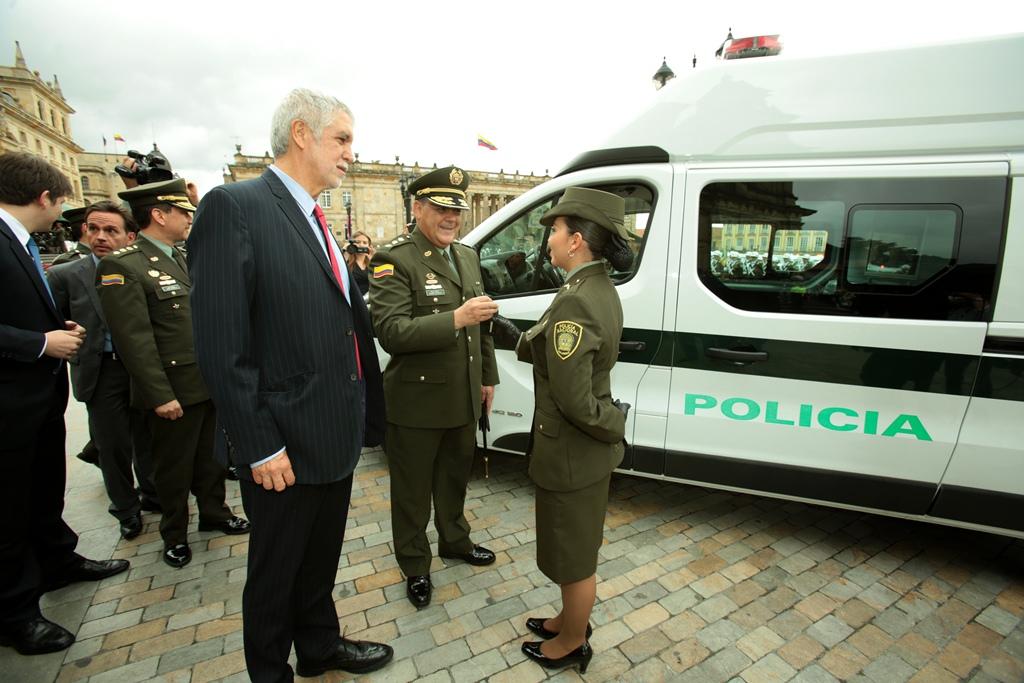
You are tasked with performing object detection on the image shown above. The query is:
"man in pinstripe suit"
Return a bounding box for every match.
[188,89,391,682]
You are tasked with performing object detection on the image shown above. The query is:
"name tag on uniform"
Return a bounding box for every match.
[425,284,446,296]
[161,283,182,293]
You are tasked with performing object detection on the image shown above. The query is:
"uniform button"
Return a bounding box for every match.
[433,297,438,303]
[467,335,472,342]
[539,424,544,430]
[350,373,357,381]
[170,360,177,366]
[346,329,353,336]
[469,355,473,362]
[419,376,425,381]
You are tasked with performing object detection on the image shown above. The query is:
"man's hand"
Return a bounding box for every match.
[454,296,498,329]
[43,327,83,360]
[481,385,495,415]
[119,158,139,189]
[155,399,184,420]
[252,451,296,491]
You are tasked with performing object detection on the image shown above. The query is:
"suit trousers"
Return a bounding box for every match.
[239,475,354,683]
[0,372,81,625]
[146,399,230,546]
[87,354,157,520]
[387,422,476,576]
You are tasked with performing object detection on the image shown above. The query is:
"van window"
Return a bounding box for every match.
[477,183,653,297]
[697,177,1006,321]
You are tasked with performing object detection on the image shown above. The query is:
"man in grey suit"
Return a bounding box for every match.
[47,201,159,540]
[188,88,391,683]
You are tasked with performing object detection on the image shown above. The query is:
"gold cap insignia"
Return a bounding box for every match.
[449,168,464,185]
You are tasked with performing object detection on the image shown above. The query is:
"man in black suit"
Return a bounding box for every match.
[0,153,129,656]
[189,88,392,682]
[48,201,159,540]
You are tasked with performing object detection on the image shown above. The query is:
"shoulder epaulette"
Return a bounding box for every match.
[110,244,142,258]
[380,234,413,252]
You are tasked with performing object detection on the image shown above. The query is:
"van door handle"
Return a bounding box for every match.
[706,347,769,363]
[619,341,646,352]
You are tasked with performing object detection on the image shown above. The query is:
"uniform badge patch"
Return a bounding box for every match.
[449,168,464,185]
[372,264,394,279]
[100,274,125,286]
[553,321,583,360]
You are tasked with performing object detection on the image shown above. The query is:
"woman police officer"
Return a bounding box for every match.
[491,187,634,673]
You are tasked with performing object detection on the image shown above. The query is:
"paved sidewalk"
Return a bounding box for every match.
[3,399,1023,682]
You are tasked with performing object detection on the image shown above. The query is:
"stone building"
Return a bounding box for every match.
[78,150,127,205]
[224,146,550,245]
[0,42,84,203]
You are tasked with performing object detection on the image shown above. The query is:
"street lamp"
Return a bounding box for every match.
[652,57,675,90]
[343,194,352,240]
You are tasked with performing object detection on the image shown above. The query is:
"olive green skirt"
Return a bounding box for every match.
[535,473,611,584]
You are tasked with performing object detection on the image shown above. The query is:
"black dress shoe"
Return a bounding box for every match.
[439,545,495,566]
[120,512,143,540]
[0,617,74,655]
[521,639,593,674]
[197,516,250,535]
[525,617,593,640]
[139,497,162,513]
[163,544,192,568]
[75,440,99,467]
[406,575,431,608]
[224,466,239,481]
[43,558,130,592]
[295,637,394,676]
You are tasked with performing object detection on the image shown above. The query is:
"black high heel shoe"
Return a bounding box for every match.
[525,617,593,640]
[521,640,593,674]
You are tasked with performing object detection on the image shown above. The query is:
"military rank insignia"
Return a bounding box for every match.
[553,321,583,360]
[373,264,394,279]
[100,274,125,286]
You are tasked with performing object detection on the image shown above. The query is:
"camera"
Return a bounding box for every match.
[345,241,370,255]
[114,149,175,185]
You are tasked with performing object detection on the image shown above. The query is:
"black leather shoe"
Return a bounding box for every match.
[120,512,143,540]
[439,545,495,566]
[295,637,394,676]
[521,639,593,674]
[43,558,130,592]
[525,617,593,640]
[139,497,162,513]
[75,440,99,467]
[406,575,431,608]
[224,466,239,481]
[197,516,250,535]
[0,617,74,655]
[163,544,192,568]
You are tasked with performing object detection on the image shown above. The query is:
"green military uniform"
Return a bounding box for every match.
[516,188,628,584]
[370,166,498,578]
[96,179,233,551]
[52,206,90,266]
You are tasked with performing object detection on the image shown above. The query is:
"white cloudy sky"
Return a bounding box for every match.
[4,1,1022,196]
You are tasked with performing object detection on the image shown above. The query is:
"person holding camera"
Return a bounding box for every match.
[344,231,373,296]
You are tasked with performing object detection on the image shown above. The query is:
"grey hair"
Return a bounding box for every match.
[269,88,353,157]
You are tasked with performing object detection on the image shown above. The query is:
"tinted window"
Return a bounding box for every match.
[478,183,653,298]
[697,177,1006,321]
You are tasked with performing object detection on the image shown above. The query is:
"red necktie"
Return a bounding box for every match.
[313,205,363,379]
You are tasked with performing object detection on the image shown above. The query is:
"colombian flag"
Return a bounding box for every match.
[372,264,394,279]
[477,134,497,151]
[113,133,126,142]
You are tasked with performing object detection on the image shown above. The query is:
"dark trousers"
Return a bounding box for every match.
[387,422,475,576]
[0,373,80,625]
[239,475,353,683]
[87,355,157,520]
[146,399,230,546]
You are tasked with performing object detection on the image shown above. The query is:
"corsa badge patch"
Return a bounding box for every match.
[100,274,125,286]
[553,321,583,360]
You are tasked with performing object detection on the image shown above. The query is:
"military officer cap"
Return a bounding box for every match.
[540,187,631,240]
[118,177,196,213]
[407,165,470,211]
[60,204,88,226]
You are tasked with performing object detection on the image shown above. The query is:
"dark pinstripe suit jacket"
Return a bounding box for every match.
[187,169,385,485]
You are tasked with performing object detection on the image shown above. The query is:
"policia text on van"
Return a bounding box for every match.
[451,35,1024,539]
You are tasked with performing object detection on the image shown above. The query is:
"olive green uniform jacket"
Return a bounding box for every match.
[96,238,209,410]
[370,230,498,427]
[517,262,625,492]
[51,241,91,267]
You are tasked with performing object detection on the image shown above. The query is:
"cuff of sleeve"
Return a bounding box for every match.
[250,447,286,469]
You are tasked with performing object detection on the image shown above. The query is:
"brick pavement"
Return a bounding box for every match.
[4,399,1024,682]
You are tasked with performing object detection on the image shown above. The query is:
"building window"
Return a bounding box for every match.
[342,191,352,205]
[37,100,44,120]
[81,176,90,191]
[319,191,332,208]
[49,145,55,159]
[50,111,56,127]
[19,131,27,144]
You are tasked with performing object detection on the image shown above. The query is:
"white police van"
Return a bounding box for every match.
[462,34,1024,538]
